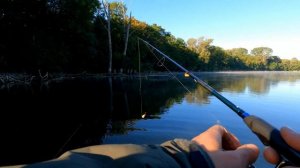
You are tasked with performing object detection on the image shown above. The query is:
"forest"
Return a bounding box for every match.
[1,0,300,73]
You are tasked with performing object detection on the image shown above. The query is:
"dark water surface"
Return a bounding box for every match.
[1,72,300,167]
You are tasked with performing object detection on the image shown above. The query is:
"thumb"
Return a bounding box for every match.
[235,144,260,166]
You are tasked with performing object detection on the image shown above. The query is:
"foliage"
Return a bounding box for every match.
[0,0,100,72]
[0,1,299,73]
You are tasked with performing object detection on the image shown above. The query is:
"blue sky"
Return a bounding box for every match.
[111,0,300,59]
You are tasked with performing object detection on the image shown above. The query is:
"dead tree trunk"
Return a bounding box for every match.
[102,0,113,74]
[121,2,131,72]
[123,12,131,58]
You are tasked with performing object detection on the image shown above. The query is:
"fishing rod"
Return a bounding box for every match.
[139,38,300,167]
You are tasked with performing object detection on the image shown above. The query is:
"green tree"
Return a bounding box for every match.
[267,56,282,70]
[0,0,100,72]
[250,47,273,68]
[187,37,213,64]
[251,47,273,57]
[197,38,213,64]
[1,0,299,73]
[0,0,48,71]
[290,58,300,70]
[187,38,197,52]
[226,48,248,57]
[208,46,226,70]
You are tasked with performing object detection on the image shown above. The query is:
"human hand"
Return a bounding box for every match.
[263,127,300,168]
[192,125,259,168]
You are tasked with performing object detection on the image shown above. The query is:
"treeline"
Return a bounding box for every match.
[187,39,300,71]
[0,0,299,73]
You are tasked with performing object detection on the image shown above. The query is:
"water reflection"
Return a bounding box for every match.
[0,72,300,166]
[185,72,300,104]
[0,78,112,165]
[0,75,195,166]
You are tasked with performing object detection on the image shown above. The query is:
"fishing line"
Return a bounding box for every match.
[143,40,220,124]
[145,44,192,94]
[157,57,166,67]
[55,123,82,158]
[139,38,300,167]
[138,39,144,117]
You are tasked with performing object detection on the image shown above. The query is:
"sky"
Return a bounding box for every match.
[110,0,300,59]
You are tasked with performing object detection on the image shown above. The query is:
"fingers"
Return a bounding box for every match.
[210,144,259,168]
[192,125,241,151]
[281,127,300,151]
[236,144,260,165]
[222,131,241,150]
[263,127,300,165]
[192,125,225,151]
[194,125,259,168]
[263,146,280,164]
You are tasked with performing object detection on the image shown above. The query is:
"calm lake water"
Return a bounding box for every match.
[1,72,300,167]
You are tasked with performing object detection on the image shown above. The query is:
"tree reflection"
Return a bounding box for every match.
[185,86,210,104]
[185,72,300,104]
[1,72,300,166]
[0,75,195,166]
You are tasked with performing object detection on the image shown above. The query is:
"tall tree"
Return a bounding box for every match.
[187,38,197,52]
[267,56,282,70]
[227,48,248,57]
[187,37,213,64]
[101,0,113,73]
[122,12,131,66]
[118,2,132,71]
[251,47,273,57]
[197,38,213,64]
[251,47,273,67]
